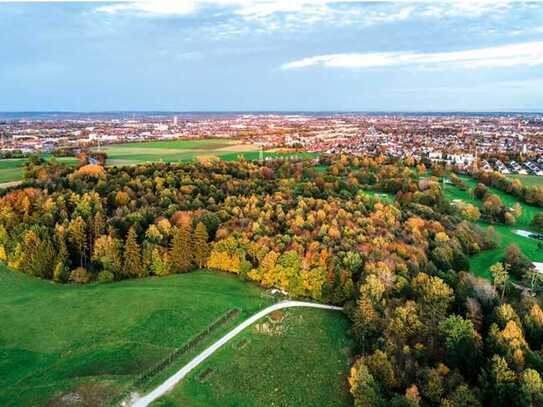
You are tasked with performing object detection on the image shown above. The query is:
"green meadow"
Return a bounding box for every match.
[0,268,271,406]
[97,139,318,166]
[153,307,353,407]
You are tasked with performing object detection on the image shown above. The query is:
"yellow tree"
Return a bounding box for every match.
[193,222,210,268]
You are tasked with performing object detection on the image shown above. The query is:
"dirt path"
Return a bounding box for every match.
[129,300,343,407]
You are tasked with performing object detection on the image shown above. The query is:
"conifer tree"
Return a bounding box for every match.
[123,226,143,277]
[193,222,210,268]
[170,224,193,273]
[53,226,69,282]
[68,216,87,267]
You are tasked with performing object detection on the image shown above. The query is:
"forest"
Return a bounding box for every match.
[1,154,543,406]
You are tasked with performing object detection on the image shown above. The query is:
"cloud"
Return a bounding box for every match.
[281,41,543,70]
[92,0,516,19]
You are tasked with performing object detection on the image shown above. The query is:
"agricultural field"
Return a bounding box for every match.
[0,268,271,406]
[442,175,543,278]
[152,307,353,407]
[98,139,319,166]
[98,139,257,166]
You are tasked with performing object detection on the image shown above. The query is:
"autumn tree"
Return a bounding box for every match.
[193,222,210,268]
[123,226,143,278]
[171,224,193,273]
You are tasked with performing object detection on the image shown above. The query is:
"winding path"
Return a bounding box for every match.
[130,300,343,407]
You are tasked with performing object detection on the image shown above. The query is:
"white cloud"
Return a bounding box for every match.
[89,0,520,19]
[281,41,543,70]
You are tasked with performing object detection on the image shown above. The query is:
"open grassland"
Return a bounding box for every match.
[442,176,543,278]
[152,307,352,407]
[99,139,258,166]
[0,156,79,184]
[99,139,318,166]
[0,268,270,406]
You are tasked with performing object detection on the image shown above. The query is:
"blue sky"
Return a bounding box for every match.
[1,1,543,111]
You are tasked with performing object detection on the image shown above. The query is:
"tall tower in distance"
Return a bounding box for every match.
[173,116,178,126]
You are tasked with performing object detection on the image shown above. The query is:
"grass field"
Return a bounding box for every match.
[0,268,271,406]
[0,156,79,184]
[508,174,543,188]
[152,307,353,407]
[442,176,543,279]
[98,139,258,166]
[99,139,318,166]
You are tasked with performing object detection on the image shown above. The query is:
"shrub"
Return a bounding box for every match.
[69,267,91,284]
[97,270,115,283]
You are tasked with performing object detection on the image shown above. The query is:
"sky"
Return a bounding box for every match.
[1,0,543,112]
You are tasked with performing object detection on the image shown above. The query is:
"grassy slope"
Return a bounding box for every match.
[442,176,543,278]
[153,307,352,407]
[0,268,270,406]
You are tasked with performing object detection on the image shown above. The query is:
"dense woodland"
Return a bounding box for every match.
[2,155,543,405]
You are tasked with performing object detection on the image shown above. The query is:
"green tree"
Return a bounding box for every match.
[438,314,482,375]
[520,369,543,405]
[531,213,543,233]
[68,216,87,267]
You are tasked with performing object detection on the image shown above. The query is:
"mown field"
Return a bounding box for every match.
[442,175,543,279]
[0,268,271,406]
[152,307,353,407]
[100,139,318,166]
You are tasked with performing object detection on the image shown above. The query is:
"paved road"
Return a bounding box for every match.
[130,300,343,407]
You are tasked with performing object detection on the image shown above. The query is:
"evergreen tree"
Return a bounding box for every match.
[53,226,69,282]
[123,226,143,277]
[171,224,193,273]
[193,222,210,268]
[68,216,87,267]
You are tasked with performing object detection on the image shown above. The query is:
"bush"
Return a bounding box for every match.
[97,270,115,283]
[69,267,91,284]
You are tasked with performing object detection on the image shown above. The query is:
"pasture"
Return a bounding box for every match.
[0,268,270,406]
[152,307,353,407]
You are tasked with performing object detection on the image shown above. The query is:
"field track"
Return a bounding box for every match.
[130,300,343,407]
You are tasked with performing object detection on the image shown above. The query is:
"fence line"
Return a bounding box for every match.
[132,308,240,387]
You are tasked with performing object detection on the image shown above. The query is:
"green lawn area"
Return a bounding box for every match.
[0,267,271,406]
[152,307,352,407]
[0,159,24,183]
[508,174,543,188]
[442,176,543,279]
